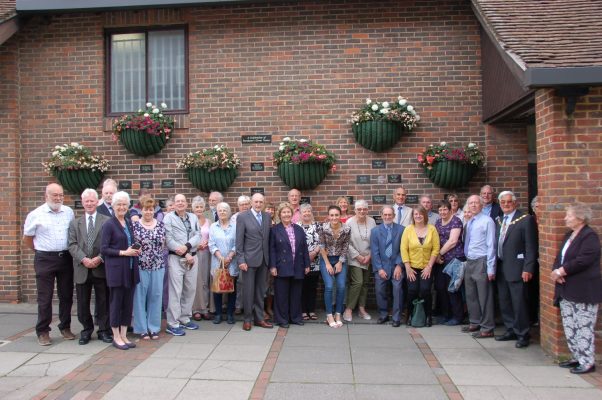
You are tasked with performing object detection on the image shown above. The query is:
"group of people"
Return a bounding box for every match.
[23,181,601,374]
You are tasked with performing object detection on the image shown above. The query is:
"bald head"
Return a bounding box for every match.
[45,183,64,211]
[251,193,265,213]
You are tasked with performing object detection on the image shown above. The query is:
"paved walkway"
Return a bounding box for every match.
[0,304,601,399]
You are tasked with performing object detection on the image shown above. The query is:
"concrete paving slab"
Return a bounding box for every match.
[7,353,90,377]
[355,384,448,400]
[353,363,438,385]
[416,325,467,336]
[207,344,271,361]
[444,365,522,386]
[104,376,187,400]
[264,382,355,400]
[220,331,276,346]
[0,352,37,375]
[349,333,414,348]
[277,345,352,364]
[347,324,408,335]
[285,324,348,335]
[0,335,59,353]
[458,385,509,400]
[166,330,228,344]
[43,339,110,354]
[350,347,426,365]
[486,347,553,366]
[282,333,350,348]
[432,348,499,365]
[150,342,215,359]
[191,360,263,381]
[271,362,354,384]
[0,314,37,339]
[420,334,483,349]
[129,357,204,379]
[530,387,602,400]
[506,365,593,388]
[0,376,59,400]
[175,379,254,400]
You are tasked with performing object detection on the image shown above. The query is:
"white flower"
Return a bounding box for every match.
[440,142,447,146]
[279,142,284,146]
[71,142,79,147]
[407,105,414,112]
[159,114,163,117]
[366,98,372,105]
[152,108,159,114]
[382,101,389,108]
[52,151,59,156]
[283,137,291,142]
[380,108,389,114]
[399,99,407,106]
[299,139,307,143]
[161,102,167,109]
[214,145,219,149]
[410,110,417,116]
[55,145,61,149]
[144,113,149,117]
[468,143,476,148]
[279,145,285,151]
[146,102,152,107]
[371,104,379,111]
[415,115,421,121]
[138,109,143,113]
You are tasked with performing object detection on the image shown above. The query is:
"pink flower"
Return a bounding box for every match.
[426,155,435,165]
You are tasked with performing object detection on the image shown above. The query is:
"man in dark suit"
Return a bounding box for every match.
[97,179,117,217]
[68,189,112,345]
[236,193,272,331]
[480,185,503,221]
[370,206,405,327]
[494,191,537,348]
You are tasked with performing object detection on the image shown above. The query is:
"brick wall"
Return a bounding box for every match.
[536,87,602,359]
[8,1,528,303]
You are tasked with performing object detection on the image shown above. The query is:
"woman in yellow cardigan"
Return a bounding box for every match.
[401,205,440,327]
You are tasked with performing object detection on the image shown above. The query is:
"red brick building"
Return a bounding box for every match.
[1,0,600,359]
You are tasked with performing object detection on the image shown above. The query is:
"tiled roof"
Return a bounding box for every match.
[0,0,16,22]
[473,0,602,68]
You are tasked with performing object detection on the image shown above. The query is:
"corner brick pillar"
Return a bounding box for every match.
[535,87,602,359]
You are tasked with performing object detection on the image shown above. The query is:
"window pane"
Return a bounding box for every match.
[111,33,146,113]
[148,30,185,110]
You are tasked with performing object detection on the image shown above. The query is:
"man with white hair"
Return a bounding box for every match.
[480,185,503,221]
[68,189,112,345]
[288,189,302,223]
[420,195,440,225]
[205,191,224,222]
[97,179,118,217]
[23,183,75,346]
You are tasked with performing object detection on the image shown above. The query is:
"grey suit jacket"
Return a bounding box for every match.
[236,209,270,268]
[68,212,110,285]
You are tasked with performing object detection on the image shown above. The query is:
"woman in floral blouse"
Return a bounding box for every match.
[319,205,351,328]
[297,203,321,321]
[132,197,166,340]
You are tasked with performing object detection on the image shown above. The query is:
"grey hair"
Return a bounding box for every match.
[566,202,592,225]
[237,195,251,205]
[530,196,538,210]
[111,191,130,207]
[299,203,312,212]
[216,202,232,218]
[498,191,516,202]
[209,191,224,202]
[102,178,117,189]
[191,196,206,209]
[81,189,99,200]
[381,205,395,215]
[419,194,432,201]
[467,194,484,205]
[354,199,369,210]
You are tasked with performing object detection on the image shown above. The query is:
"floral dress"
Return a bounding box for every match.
[297,222,321,272]
[133,221,166,271]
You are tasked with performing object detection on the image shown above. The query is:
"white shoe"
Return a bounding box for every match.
[335,313,344,327]
[343,310,352,322]
[358,311,372,320]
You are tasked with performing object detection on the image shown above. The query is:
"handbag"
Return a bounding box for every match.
[410,298,426,328]
[211,258,234,294]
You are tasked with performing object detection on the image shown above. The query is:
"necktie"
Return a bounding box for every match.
[256,212,262,226]
[214,209,218,222]
[385,226,392,258]
[108,206,114,216]
[87,215,95,253]
[498,216,508,259]
[397,206,402,225]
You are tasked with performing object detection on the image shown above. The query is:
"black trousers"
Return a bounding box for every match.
[407,268,433,318]
[273,276,303,324]
[301,271,320,314]
[496,262,530,338]
[76,273,110,338]
[34,251,73,335]
[435,262,464,322]
[109,286,134,328]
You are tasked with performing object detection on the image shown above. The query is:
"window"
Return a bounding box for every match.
[107,27,187,115]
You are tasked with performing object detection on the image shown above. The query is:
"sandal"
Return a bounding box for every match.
[302,313,310,321]
[192,312,203,321]
[326,314,337,328]
[150,332,159,340]
[140,333,150,340]
[309,313,318,320]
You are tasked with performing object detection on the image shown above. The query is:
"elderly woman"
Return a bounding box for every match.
[230,195,251,226]
[209,202,238,324]
[335,196,351,223]
[192,196,212,321]
[269,202,310,328]
[297,203,321,321]
[551,203,602,374]
[434,200,465,326]
[132,196,166,340]
[319,205,351,328]
[343,200,376,322]
[401,205,440,327]
[462,203,473,227]
[447,194,463,221]
[130,189,164,223]
[101,191,140,350]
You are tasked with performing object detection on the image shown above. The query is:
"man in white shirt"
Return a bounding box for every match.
[392,187,412,227]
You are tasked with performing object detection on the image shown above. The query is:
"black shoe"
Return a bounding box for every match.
[515,338,529,348]
[495,331,518,341]
[98,332,113,344]
[112,340,129,350]
[425,317,432,327]
[570,364,596,374]
[279,323,290,328]
[227,315,235,324]
[213,315,222,324]
[290,321,304,326]
[377,316,390,324]
[558,360,580,369]
[79,336,90,345]
[392,320,401,328]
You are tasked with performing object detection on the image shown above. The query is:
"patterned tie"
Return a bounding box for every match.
[498,216,509,259]
[256,211,262,226]
[87,215,95,253]
[397,206,402,225]
[108,206,114,216]
[385,226,393,258]
[214,209,218,222]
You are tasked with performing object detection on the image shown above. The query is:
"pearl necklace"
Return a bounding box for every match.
[357,219,368,241]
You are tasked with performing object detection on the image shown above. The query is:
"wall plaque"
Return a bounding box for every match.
[140,180,153,189]
[300,196,311,204]
[242,135,272,144]
[372,160,386,169]
[161,179,175,189]
[251,162,265,171]
[140,165,153,173]
[118,180,132,190]
[251,187,265,195]
[387,174,402,184]
[373,215,383,225]
[372,195,387,205]
[74,200,82,209]
[356,175,370,184]
[406,195,419,204]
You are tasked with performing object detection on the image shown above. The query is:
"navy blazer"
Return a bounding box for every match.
[101,217,140,288]
[269,223,310,279]
[370,223,404,277]
[496,210,537,282]
[553,225,602,305]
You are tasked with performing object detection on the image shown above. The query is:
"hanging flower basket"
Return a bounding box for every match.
[273,137,336,190]
[418,142,484,190]
[112,102,174,157]
[43,143,109,194]
[350,96,420,152]
[177,145,241,193]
